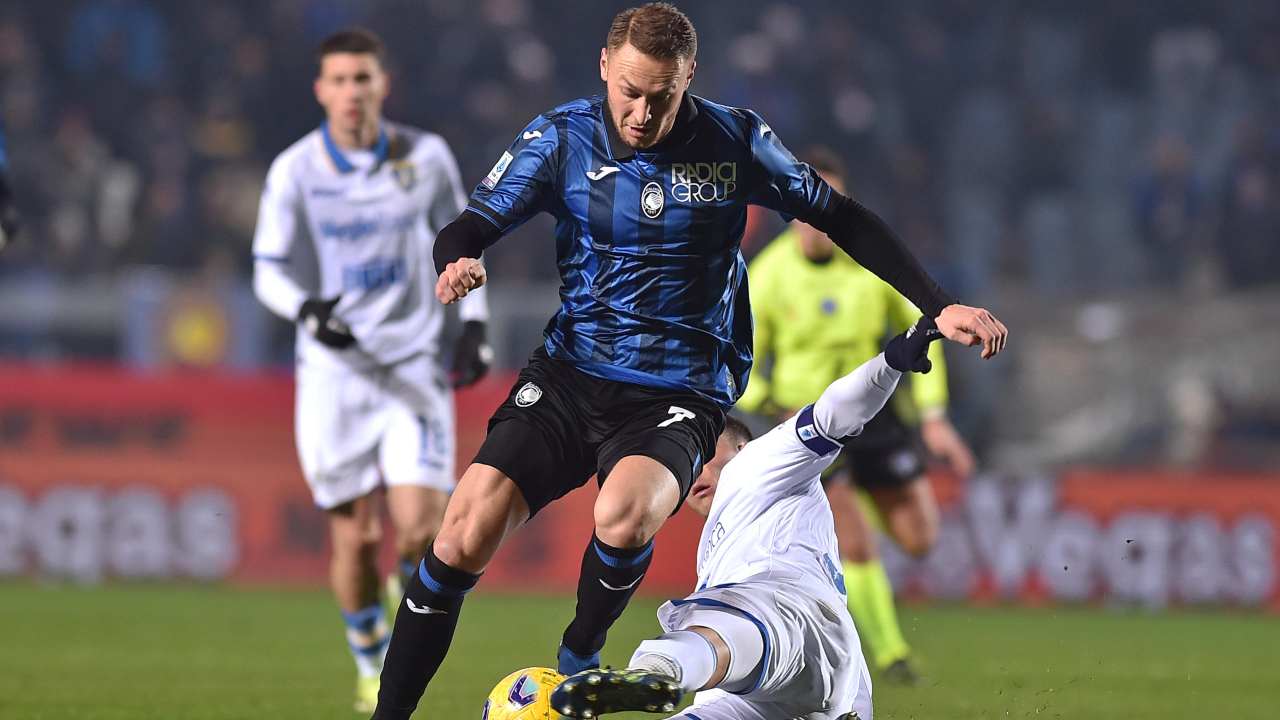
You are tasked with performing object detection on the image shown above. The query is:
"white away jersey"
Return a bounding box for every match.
[253,121,487,366]
[695,355,903,600]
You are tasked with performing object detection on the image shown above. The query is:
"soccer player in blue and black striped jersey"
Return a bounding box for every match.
[374,5,1007,717]
[0,120,19,250]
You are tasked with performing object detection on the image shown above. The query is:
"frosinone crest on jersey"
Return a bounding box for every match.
[641,181,664,218]
[391,159,417,191]
[515,382,542,407]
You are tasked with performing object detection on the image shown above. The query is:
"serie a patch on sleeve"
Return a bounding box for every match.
[482,151,514,189]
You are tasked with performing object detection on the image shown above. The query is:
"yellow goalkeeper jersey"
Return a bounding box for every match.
[739,228,949,417]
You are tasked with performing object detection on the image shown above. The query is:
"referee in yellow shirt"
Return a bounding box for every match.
[738,147,975,684]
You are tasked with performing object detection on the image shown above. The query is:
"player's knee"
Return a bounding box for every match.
[332,527,381,562]
[432,516,483,569]
[432,469,521,569]
[432,497,507,570]
[593,496,660,549]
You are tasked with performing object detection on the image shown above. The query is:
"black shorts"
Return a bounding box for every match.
[474,347,726,517]
[828,408,926,490]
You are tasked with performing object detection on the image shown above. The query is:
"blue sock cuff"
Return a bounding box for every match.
[592,537,654,568]
[341,604,385,633]
[418,558,479,598]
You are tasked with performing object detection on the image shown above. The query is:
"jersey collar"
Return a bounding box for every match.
[603,93,699,161]
[321,120,390,174]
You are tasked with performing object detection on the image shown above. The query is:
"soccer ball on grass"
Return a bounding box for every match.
[482,667,566,719]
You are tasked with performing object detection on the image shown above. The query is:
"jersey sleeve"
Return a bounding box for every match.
[885,286,948,414]
[252,155,310,320]
[728,354,902,501]
[721,413,841,505]
[811,353,902,441]
[465,114,562,234]
[743,111,834,223]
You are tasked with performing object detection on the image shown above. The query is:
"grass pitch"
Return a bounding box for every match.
[2,583,1275,719]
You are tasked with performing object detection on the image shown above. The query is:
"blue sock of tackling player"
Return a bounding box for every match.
[373,546,480,719]
[341,604,390,678]
[560,534,655,672]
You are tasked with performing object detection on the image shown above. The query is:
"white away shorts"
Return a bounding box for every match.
[656,577,873,720]
[295,352,455,509]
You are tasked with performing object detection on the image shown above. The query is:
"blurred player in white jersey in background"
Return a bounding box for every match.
[251,28,491,713]
[551,315,948,720]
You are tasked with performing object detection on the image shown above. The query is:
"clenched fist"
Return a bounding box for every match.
[435,257,486,304]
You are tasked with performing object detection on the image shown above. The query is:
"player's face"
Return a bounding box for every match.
[314,52,388,136]
[686,433,745,517]
[600,42,695,149]
[796,172,845,261]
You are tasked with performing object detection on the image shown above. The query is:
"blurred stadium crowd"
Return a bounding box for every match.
[0,0,1277,467]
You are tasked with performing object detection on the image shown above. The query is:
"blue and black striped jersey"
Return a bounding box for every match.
[467,94,839,407]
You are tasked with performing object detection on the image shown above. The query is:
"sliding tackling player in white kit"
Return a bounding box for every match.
[552,316,947,720]
[251,28,491,713]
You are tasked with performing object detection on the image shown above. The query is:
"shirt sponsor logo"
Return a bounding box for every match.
[670,162,736,203]
[641,181,665,219]
[343,257,406,292]
[482,151,514,189]
[310,187,344,197]
[318,212,417,243]
[319,217,380,243]
[703,521,726,562]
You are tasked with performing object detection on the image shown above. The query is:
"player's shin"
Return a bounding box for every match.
[630,631,719,692]
[372,547,480,719]
[560,534,654,670]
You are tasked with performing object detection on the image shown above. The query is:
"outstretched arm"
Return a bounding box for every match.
[812,316,943,441]
[808,193,1007,359]
[745,112,1008,358]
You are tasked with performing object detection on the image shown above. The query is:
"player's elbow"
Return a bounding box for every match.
[253,262,305,321]
[252,266,286,315]
[251,267,271,306]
